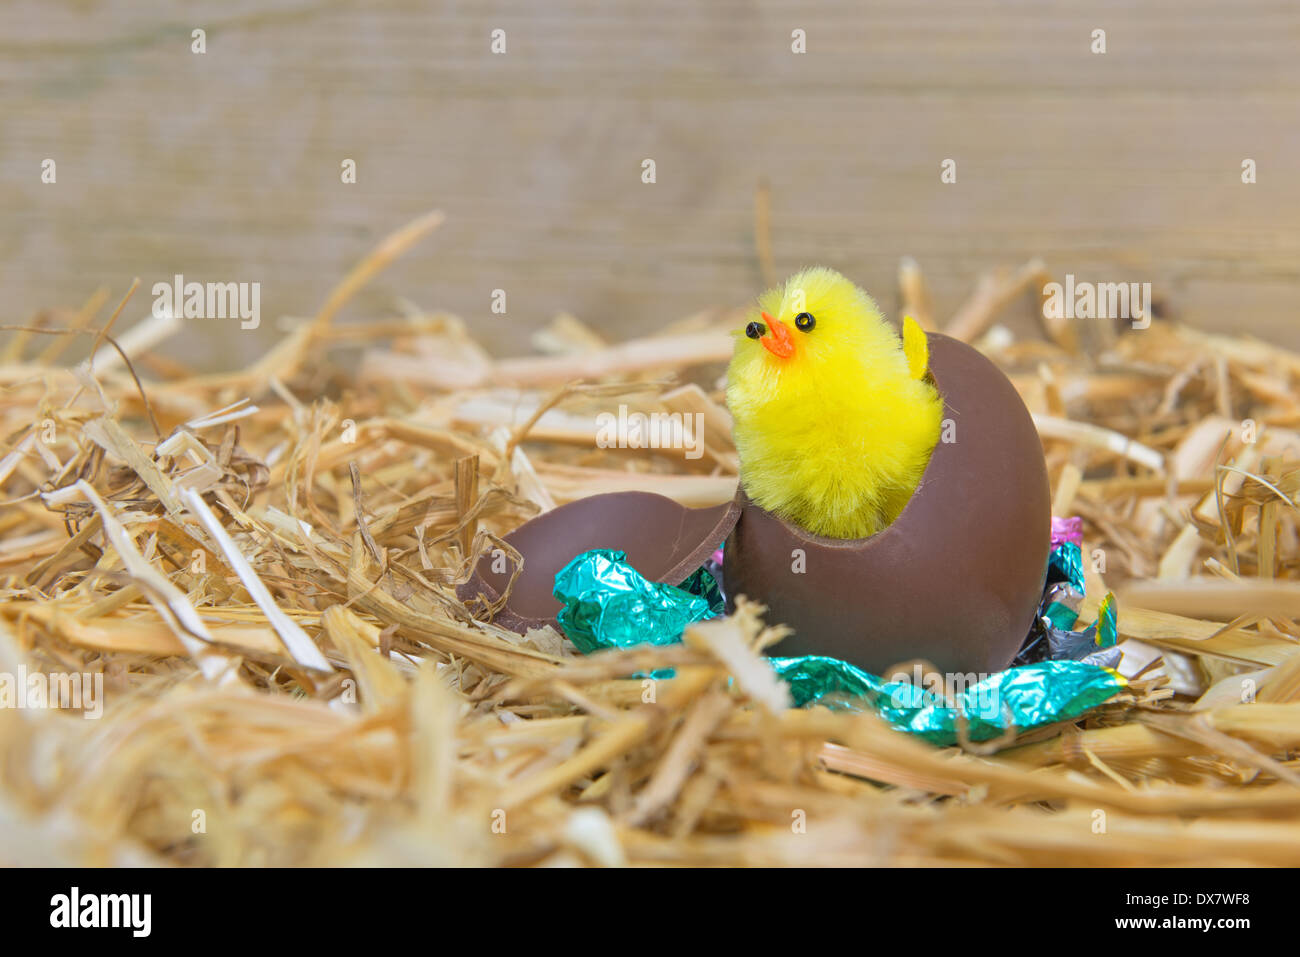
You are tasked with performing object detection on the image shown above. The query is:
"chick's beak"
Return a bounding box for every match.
[759,311,794,359]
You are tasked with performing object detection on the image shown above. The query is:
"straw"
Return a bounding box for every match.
[2,222,1298,866]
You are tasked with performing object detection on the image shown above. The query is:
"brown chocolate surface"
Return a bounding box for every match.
[458,491,740,633]
[461,332,1049,679]
[723,332,1051,676]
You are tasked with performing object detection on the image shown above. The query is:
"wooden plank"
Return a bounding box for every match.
[4,0,1300,371]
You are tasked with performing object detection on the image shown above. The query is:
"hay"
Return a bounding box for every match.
[2,212,1299,866]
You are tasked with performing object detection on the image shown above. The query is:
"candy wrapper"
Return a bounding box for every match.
[769,655,1126,745]
[1015,528,1121,671]
[553,548,723,655]
[552,524,1125,745]
[1050,515,1084,548]
[1041,540,1085,630]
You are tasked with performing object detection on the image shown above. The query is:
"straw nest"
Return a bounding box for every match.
[3,211,1300,867]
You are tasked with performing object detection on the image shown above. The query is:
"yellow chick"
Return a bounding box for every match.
[726,267,944,539]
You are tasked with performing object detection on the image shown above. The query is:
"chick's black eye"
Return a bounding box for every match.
[795,312,815,332]
[745,321,765,339]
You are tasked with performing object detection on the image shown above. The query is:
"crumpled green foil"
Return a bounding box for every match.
[1042,541,1086,630]
[552,548,1125,745]
[768,655,1126,746]
[1049,541,1086,593]
[553,548,723,655]
[1094,591,1118,648]
[1042,599,1081,631]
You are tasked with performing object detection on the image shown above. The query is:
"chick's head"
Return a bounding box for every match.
[725,267,944,539]
[727,266,922,421]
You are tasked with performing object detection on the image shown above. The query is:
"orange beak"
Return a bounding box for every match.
[759,311,794,359]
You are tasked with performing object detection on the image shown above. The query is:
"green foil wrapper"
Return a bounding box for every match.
[769,655,1126,746]
[1043,600,1081,631]
[553,548,722,655]
[1049,541,1086,593]
[553,548,1125,746]
[1040,541,1086,630]
[1095,591,1118,648]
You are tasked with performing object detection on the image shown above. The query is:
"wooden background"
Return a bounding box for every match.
[4,0,1300,368]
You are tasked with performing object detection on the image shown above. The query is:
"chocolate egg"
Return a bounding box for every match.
[461,332,1049,679]
[459,491,739,633]
[723,332,1050,676]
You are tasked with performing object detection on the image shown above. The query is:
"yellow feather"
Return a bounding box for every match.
[725,268,944,539]
[902,314,929,380]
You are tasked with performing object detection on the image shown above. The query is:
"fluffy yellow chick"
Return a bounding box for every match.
[726,267,944,539]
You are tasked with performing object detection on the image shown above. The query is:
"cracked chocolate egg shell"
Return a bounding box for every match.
[458,491,740,633]
[460,332,1048,679]
[723,332,1051,676]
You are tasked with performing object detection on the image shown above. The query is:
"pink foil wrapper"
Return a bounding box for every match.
[1051,516,1083,548]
